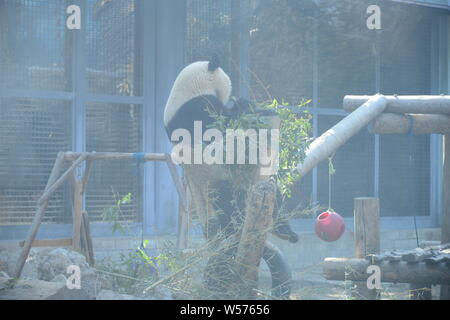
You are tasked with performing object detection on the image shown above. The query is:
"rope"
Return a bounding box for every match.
[406,115,420,247]
[328,154,336,212]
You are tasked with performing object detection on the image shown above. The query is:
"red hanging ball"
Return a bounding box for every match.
[315,211,345,242]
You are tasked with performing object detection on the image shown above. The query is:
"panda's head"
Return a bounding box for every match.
[164,55,232,127]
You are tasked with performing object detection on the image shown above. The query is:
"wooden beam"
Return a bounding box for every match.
[13,152,66,279]
[18,238,73,248]
[353,198,380,299]
[369,113,450,135]
[344,95,450,114]
[323,258,450,285]
[37,153,88,206]
[297,94,387,177]
[441,135,450,300]
[81,211,95,266]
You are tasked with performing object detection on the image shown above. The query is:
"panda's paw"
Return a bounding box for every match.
[272,222,299,243]
[230,98,253,117]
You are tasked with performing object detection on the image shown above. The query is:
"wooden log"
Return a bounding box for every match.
[235,180,276,299]
[441,135,450,300]
[369,113,450,135]
[37,153,87,206]
[63,152,167,162]
[18,238,72,248]
[13,152,65,279]
[297,94,387,177]
[71,174,83,252]
[323,258,450,285]
[353,198,380,299]
[344,95,450,114]
[165,157,187,212]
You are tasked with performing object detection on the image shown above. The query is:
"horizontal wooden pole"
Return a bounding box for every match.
[19,238,73,248]
[344,95,450,114]
[63,152,168,162]
[370,113,450,135]
[323,257,450,285]
[37,154,88,206]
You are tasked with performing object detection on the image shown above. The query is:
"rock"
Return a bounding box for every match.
[51,274,67,284]
[96,289,143,300]
[35,248,90,281]
[0,277,92,300]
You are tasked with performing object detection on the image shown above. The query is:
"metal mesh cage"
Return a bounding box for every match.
[86,0,142,96]
[0,0,72,92]
[0,98,72,224]
[185,0,236,85]
[85,102,143,223]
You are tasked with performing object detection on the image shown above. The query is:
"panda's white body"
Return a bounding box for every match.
[163,60,232,137]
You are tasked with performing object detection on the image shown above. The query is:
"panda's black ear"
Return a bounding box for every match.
[208,53,220,72]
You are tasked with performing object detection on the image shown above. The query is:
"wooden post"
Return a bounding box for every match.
[353,197,380,300]
[235,180,276,299]
[13,152,66,279]
[441,135,450,300]
[71,173,83,252]
[81,211,95,266]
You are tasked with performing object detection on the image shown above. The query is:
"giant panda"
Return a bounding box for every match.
[163,55,297,297]
[164,54,298,242]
